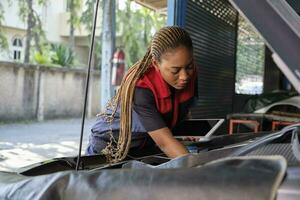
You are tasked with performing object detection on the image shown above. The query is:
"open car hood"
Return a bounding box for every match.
[229,0,300,93]
[1,1,300,199]
[0,155,288,200]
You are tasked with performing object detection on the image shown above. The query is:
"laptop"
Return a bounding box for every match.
[173,118,225,142]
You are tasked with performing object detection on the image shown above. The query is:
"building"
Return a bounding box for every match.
[0,0,100,66]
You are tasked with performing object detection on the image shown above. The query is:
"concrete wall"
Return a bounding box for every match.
[0,61,101,122]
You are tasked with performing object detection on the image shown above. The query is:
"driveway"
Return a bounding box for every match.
[0,118,95,172]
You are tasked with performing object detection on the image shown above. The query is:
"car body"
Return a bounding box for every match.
[254,95,300,114]
[0,0,300,199]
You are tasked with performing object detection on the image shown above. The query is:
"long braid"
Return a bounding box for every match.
[101,26,193,163]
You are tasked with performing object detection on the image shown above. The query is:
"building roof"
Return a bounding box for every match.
[134,0,167,14]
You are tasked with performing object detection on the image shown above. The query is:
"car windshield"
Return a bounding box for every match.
[0,0,166,172]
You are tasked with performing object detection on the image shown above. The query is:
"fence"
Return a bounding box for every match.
[0,61,101,122]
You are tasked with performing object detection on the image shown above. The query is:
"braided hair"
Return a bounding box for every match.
[101,26,193,163]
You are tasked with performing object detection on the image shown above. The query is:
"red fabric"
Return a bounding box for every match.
[136,66,197,128]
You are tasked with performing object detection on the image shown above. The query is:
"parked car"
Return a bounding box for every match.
[254,95,300,115]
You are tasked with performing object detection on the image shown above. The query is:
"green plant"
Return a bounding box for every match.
[51,44,75,67]
[18,0,48,63]
[33,51,50,65]
[0,1,8,50]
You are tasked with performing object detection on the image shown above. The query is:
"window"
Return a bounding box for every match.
[235,17,265,95]
[12,37,23,61]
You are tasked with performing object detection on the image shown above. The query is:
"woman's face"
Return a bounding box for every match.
[153,46,194,90]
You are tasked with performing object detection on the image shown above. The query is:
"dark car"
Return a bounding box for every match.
[0,0,300,200]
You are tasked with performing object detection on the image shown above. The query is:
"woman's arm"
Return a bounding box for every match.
[148,127,189,158]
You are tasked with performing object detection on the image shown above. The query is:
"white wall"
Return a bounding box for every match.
[2,1,26,30]
[44,0,67,43]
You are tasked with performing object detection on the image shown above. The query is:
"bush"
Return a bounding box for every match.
[33,52,51,65]
[51,44,75,67]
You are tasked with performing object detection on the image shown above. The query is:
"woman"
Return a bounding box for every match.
[86,26,197,162]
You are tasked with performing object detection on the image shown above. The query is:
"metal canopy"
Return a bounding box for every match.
[229,0,300,93]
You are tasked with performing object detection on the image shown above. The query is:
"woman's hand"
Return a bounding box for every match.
[148,127,189,158]
[182,136,198,142]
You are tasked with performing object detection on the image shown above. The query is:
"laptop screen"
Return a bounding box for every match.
[172,119,224,137]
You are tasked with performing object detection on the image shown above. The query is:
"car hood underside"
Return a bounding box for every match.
[0,155,287,200]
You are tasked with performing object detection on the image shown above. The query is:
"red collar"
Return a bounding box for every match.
[136,67,170,98]
[136,66,196,99]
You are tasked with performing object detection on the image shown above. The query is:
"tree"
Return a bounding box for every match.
[18,0,47,63]
[81,0,98,33]
[0,1,8,50]
[235,16,265,94]
[67,0,81,52]
[116,1,166,67]
[80,0,166,70]
[81,0,102,69]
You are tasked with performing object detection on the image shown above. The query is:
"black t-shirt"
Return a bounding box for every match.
[133,87,197,132]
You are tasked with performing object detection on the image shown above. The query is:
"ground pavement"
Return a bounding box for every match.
[0,118,96,172]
